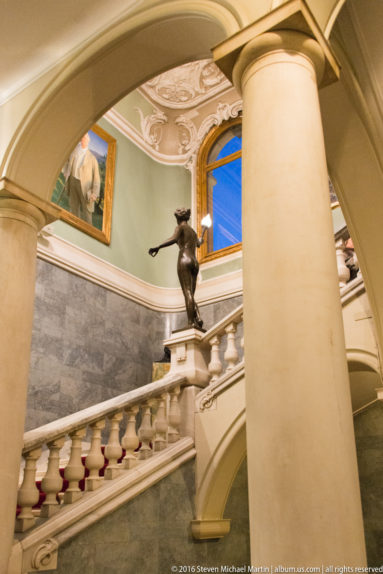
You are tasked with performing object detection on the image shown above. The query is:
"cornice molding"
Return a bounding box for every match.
[37,230,243,313]
[104,98,242,169]
[103,108,186,166]
[36,226,362,314]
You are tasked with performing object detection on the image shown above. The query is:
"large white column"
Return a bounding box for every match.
[0,198,46,572]
[231,31,366,566]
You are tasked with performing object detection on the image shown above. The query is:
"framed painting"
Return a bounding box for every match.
[51,124,116,244]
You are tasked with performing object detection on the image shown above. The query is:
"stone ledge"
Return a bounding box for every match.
[191,518,231,539]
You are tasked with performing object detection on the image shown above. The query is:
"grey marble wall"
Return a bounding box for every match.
[27,270,383,571]
[44,457,250,574]
[27,260,242,430]
[354,401,383,566]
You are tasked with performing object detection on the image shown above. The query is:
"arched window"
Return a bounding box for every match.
[197,117,242,263]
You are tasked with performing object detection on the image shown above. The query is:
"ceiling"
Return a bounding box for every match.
[1,0,383,108]
[0,0,142,103]
[104,59,240,164]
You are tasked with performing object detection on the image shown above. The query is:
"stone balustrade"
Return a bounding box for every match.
[16,374,186,533]
[16,227,359,538]
[335,227,360,287]
[201,306,244,383]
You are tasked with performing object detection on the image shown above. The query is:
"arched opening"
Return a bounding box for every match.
[347,351,382,411]
[319,0,383,363]
[2,7,239,202]
[195,410,246,531]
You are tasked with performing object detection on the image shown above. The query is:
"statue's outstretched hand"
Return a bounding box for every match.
[149,247,159,257]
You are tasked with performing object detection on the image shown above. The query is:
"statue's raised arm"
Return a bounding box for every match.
[148,208,204,330]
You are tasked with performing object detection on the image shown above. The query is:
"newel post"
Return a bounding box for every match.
[163,328,210,388]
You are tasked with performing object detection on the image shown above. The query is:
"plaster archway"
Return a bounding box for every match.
[194,410,246,528]
[1,2,240,203]
[346,350,382,412]
[317,0,383,374]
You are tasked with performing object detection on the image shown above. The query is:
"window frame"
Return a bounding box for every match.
[197,116,242,264]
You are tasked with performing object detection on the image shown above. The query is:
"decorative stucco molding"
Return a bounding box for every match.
[105,98,242,168]
[184,100,242,171]
[199,390,217,412]
[31,538,59,570]
[140,59,231,109]
[175,114,197,155]
[136,107,168,151]
[104,107,181,165]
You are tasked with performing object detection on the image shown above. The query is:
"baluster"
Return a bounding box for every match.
[208,335,222,381]
[121,406,139,469]
[138,402,154,460]
[63,427,86,503]
[224,322,239,371]
[168,386,181,443]
[15,447,42,532]
[104,412,123,480]
[336,241,350,287]
[154,394,168,452]
[40,436,65,518]
[85,420,106,491]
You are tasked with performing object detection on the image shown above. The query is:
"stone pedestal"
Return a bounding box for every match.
[164,328,210,388]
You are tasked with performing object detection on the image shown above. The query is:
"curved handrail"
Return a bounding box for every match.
[23,373,186,453]
[201,304,243,344]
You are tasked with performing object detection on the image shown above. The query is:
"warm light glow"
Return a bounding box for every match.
[201,214,212,228]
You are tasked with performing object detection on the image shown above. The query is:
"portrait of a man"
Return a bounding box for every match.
[51,124,116,244]
[63,132,100,224]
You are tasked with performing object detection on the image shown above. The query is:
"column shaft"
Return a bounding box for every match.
[235,32,366,566]
[0,198,45,572]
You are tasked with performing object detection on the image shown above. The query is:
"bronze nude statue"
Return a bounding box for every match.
[149,208,208,330]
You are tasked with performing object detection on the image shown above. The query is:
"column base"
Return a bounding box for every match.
[15,515,36,533]
[104,466,122,480]
[123,455,138,469]
[63,490,82,504]
[86,477,104,491]
[138,447,152,460]
[40,503,61,518]
[154,439,167,451]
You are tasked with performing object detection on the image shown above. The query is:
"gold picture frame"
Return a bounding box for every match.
[51,124,116,245]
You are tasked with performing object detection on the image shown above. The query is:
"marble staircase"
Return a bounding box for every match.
[11,303,246,573]
[9,258,372,572]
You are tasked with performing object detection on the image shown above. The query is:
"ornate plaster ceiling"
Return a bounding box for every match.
[105,59,241,167]
[139,59,231,109]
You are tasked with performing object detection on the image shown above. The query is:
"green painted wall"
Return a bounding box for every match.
[201,255,242,281]
[114,90,153,133]
[50,115,348,289]
[51,118,191,288]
